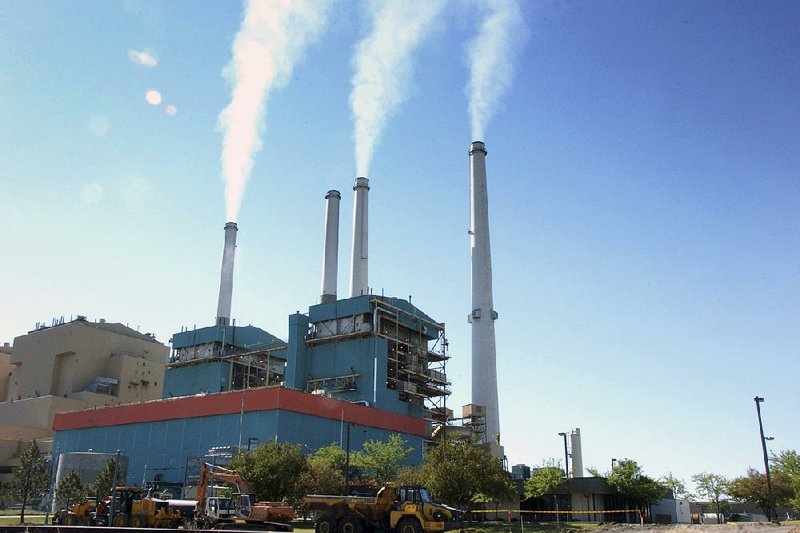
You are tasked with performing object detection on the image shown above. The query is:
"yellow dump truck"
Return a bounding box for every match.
[303,485,452,533]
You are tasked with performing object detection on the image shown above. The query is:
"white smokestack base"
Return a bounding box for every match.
[570,428,584,478]
[469,140,502,458]
[216,221,238,326]
[349,177,370,297]
[321,190,341,304]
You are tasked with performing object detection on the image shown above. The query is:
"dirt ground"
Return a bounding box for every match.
[598,524,800,533]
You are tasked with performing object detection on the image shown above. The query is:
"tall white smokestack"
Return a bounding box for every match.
[216,221,238,326]
[321,190,341,303]
[469,141,502,458]
[349,177,369,297]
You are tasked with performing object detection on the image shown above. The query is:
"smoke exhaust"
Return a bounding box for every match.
[349,177,369,297]
[321,190,341,303]
[216,222,238,326]
[468,141,501,457]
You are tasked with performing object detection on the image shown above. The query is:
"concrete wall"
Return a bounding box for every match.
[107,353,165,403]
[7,319,168,402]
[0,437,52,483]
[570,491,607,521]
[0,343,11,402]
[0,320,169,483]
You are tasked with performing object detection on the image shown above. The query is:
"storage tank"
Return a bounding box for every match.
[52,452,128,510]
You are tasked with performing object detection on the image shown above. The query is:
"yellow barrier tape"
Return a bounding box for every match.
[468,509,639,515]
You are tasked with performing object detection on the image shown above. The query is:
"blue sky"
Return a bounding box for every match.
[1,0,798,490]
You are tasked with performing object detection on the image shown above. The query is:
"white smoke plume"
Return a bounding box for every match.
[466,0,527,141]
[350,0,445,177]
[219,0,330,222]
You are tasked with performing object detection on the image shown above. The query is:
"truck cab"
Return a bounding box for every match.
[206,495,238,520]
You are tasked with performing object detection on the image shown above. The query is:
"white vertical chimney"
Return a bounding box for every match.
[469,141,502,458]
[216,222,238,326]
[349,177,369,298]
[570,428,584,478]
[321,190,341,304]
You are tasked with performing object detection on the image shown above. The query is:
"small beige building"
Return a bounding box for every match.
[0,317,169,483]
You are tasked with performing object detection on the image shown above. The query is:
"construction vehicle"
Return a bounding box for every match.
[302,484,452,533]
[52,500,100,526]
[105,486,183,528]
[195,462,295,530]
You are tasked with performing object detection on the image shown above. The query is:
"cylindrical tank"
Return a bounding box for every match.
[52,452,128,511]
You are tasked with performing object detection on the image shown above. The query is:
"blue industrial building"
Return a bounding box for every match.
[52,294,450,490]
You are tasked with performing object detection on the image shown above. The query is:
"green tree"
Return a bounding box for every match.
[10,440,49,524]
[395,466,424,486]
[352,433,413,485]
[297,461,344,498]
[771,449,800,512]
[421,441,514,516]
[728,467,793,519]
[228,441,308,502]
[91,457,119,502]
[607,459,666,522]
[586,466,605,477]
[524,459,566,521]
[525,460,564,497]
[691,472,729,522]
[660,472,689,499]
[311,443,347,474]
[0,480,8,509]
[55,469,85,508]
[297,447,346,497]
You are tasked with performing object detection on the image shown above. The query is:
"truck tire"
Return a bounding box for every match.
[63,513,79,526]
[113,513,131,527]
[339,513,364,533]
[396,517,422,533]
[315,514,337,533]
[130,514,148,527]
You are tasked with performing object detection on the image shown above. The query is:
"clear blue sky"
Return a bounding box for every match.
[2,0,798,491]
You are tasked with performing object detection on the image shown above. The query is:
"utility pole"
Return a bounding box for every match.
[754,396,778,524]
[558,432,569,478]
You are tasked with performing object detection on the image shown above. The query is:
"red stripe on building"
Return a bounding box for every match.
[52,387,427,437]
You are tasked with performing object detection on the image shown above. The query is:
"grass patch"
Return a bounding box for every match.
[0,515,47,525]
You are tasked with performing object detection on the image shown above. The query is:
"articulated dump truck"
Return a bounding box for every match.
[303,485,453,533]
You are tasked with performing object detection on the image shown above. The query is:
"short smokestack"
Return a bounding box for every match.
[570,428,584,478]
[349,177,369,298]
[469,140,502,459]
[321,190,341,304]
[216,222,238,326]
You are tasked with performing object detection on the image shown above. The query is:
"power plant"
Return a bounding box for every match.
[48,167,456,488]
[23,127,537,498]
